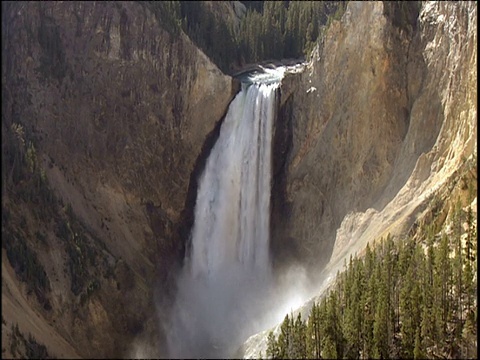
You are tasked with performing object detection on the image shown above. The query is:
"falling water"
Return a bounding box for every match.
[166,67,287,358]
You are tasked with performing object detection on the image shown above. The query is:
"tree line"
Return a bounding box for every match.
[266,198,477,359]
[145,1,346,73]
[236,1,345,66]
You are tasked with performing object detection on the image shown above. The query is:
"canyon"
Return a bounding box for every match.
[1,1,476,358]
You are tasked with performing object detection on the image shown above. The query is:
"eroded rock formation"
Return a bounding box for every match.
[244,3,476,355]
[271,1,476,276]
[2,1,236,358]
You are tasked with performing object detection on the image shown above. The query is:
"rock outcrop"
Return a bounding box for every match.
[245,1,476,355]
[272,0,476,276]
[2,1,236,358]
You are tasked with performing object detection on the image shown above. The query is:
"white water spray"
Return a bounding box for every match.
[166,68,288,358]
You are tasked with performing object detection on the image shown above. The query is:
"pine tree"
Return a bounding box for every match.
[384,235,397,355]
[364,242,375,278]
[292,313,307,359]
[433,233,451,347]
[463,307,477,359]
[399,241,417,358]
[342,295,359,357]
[266,330,280,359]
[373,260,389,359]
[306,302,321,359]
[328,290,344,357]
[413,326,425,359]
[322,335,337,359]
[452,198,464,342]
[277,314,292,359]
[362,260,376,359]
[463,206,476,319]
[348,256,365,358]
[420,235,437,354]
[318,296,329,354]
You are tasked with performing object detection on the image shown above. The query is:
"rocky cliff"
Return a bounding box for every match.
[271,0,476,275]
[2,1,236,358]
[246,1,476,356]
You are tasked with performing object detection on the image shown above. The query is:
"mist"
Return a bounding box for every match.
[162,68,303,358]
[163,259,316,358]
[160,65,321,358]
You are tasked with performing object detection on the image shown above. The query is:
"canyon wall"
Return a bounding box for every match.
[272,1,477,275]
[244,1,476,355]
[2,1,236,358]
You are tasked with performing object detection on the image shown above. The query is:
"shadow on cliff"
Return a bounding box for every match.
[269,91,299,269]
[268,1,445,279]
[373,1,445,211]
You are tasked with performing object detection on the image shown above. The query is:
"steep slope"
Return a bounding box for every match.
[272,0,476,277]
[326,1,477,271]
[246,1,476,356]
[2,1,236,358]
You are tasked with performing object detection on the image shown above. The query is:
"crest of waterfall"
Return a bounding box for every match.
[166,68,287,358]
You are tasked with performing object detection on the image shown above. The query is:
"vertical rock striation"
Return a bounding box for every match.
[2,1,236,358]
[273,0,476,277]
[246,1,476,355]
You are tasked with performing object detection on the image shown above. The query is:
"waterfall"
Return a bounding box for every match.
[166,68,285,358]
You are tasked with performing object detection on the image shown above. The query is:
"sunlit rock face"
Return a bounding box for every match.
[251,1,476,356]
[271,0,477,276]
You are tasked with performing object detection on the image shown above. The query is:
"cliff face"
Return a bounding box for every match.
[272,1,477,274]
[2,1,235,358]
[244,1,476,355]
